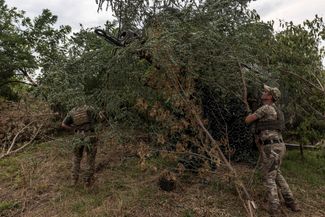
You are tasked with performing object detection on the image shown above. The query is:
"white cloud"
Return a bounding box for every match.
[5,0,111,31]
[4,0,324,66]
[6,0,325,30]
[250,0,325,25]
[4,0,325,36]
[249,0,285,17]
[250,0,325,65]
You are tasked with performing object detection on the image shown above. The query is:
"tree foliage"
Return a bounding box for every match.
[92,0,325,151]
[273,17,325,143]
[3,0,324,157]
[36,26,113,111]
[0,0,71,99]
[1,1,324,215]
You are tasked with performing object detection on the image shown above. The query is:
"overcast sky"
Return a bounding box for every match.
[250,0,325,29]
[5,0,110,30]
[4,0,325,32]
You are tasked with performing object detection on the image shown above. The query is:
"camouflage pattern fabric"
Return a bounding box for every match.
[253,104,283,141]
[72,131,98,184]
[70,107,91,126]
[253,103,295,211]
[260,143,294,211]
[63,106,95,131]
[63,106,98,185]
[264,85,281,101]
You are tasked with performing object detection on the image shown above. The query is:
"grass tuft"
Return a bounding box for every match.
[282,150,325,186]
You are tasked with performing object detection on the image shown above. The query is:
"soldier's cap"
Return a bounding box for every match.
[264,84,281,101]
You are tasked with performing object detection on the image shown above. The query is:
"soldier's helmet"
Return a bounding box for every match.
[264,84,281,101]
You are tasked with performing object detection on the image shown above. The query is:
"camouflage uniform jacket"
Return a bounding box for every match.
[63,106,96,132]
[63,106,99,185]
[253,103,296,212]
[253,103,283,142]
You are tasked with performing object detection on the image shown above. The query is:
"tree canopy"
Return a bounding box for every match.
[0,0,71,99]
[1,0,324,150]
[1,1,324,215]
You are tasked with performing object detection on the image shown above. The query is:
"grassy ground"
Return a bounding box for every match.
[1,132,324,217]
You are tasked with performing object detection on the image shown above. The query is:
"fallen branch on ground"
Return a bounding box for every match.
[6,121,35,154]
[0,124,43,160]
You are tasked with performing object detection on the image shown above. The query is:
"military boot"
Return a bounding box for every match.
[285,201,301,212]
[269,208,281,217]
[84,176,94,188]
[70,174,79,186]
[268,203,282,217]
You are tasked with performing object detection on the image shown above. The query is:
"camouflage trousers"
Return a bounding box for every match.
[72,131,98,184]
[260,143,295,210]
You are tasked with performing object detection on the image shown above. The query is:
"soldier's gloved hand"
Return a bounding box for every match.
[98,111,106,120]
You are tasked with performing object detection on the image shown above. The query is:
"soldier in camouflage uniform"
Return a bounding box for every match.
[245,85,300,216]
[61,105,98,187]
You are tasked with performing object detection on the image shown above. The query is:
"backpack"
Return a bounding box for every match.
[70,106,91,126]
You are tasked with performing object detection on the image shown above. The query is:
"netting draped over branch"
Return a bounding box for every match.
[129,18,257,214]
[94,0,324,162]
[95,0,270,165]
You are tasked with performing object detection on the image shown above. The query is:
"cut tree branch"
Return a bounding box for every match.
[18,68,38,86]
[0,80,34,87]
[0,123,42,159]
[137,48,257,216]
[7,121,35,154]
[280,70,325,95]
[237,61,249,111]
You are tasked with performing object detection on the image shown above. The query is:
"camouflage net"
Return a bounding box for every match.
[199,84,258,163]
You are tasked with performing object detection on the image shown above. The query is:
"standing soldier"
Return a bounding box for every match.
[61,105,99,187]
[245,85,300,216]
